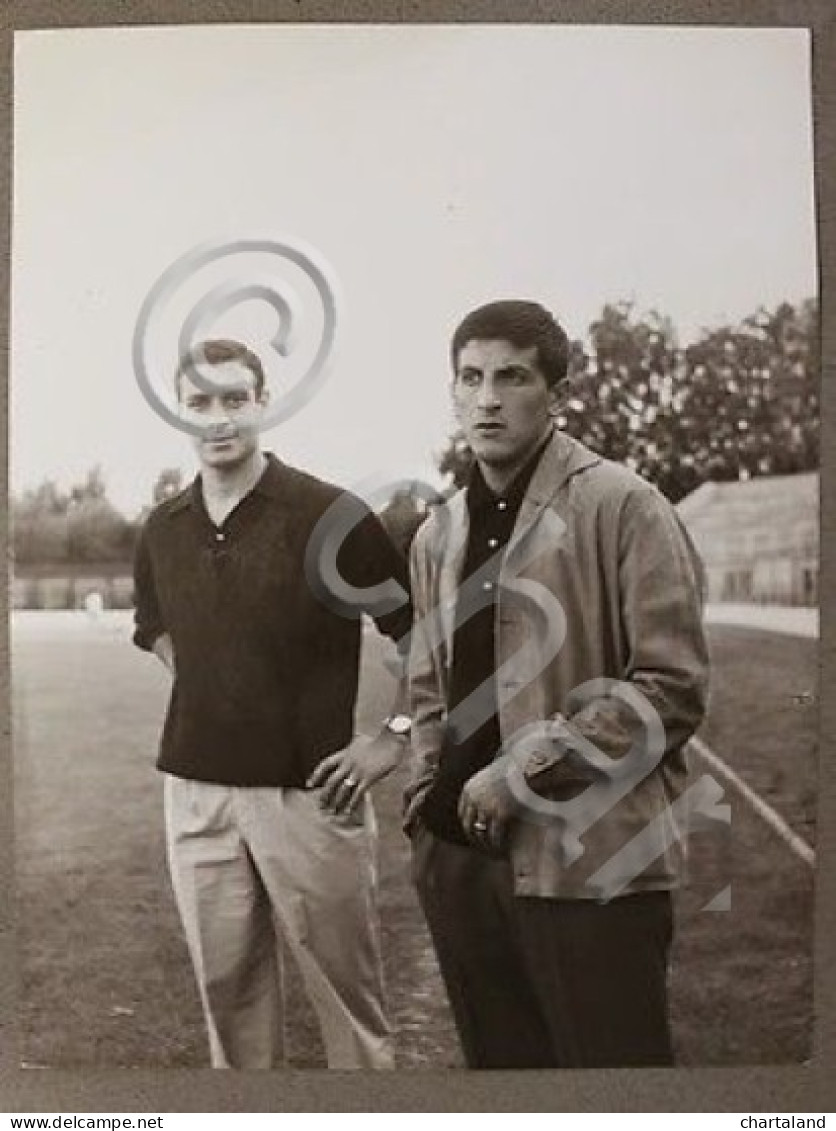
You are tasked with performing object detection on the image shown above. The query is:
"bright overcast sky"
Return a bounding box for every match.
[11,23,816,517]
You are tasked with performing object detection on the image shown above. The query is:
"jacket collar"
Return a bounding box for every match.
[465,428,551,522]
[505,429,601,559]
[446,429,601,533]
[437,429,601,594]
[514,428,601,514]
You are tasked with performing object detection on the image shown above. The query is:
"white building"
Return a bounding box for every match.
[676,471,818,607]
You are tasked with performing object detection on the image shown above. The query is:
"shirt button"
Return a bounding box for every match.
[497,500,508,511]
[215,532,225,542]
[482,581,494,592]
[488,537,499,549]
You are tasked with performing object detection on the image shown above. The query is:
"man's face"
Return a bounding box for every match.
[452,338,558,474]
[177,361,267,470]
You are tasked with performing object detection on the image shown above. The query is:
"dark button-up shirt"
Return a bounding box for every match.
[133,453,412,787]
[418,434,550,842]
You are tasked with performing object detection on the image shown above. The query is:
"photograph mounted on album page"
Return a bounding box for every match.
[6,12,826,1106]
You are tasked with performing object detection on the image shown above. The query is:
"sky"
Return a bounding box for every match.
[11,23,817,518]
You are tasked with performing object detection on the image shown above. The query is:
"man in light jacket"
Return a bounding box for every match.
[405,299,710,1069]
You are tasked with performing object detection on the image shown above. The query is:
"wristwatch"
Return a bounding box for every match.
[383,713,412,738]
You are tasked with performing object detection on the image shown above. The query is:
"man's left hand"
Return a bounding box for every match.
[458,760,522,853]
[307,733,406,816]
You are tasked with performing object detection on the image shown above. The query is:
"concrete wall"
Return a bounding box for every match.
[11,572,134,610]
[678,473,818,607]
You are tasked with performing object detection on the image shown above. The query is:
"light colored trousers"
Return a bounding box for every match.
[163,774,394,1070]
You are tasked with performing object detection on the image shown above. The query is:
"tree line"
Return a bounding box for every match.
[12,298,818,566]
[12,467,183,566]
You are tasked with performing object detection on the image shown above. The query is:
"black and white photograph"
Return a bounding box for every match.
[10,22,819,1075]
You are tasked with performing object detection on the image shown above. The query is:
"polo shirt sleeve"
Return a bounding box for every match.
[132,523,166,652]
[337,505,414,650]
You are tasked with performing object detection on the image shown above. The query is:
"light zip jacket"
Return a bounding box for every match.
[406,429,710,900]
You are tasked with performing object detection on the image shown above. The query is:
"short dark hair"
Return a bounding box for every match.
[174,339,266,400]
[450,300,570,388]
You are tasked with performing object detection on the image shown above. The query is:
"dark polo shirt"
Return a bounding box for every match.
[133,453,412,787]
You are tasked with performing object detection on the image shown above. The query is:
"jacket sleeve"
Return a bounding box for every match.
[403,521,448,826]
[523,484,710,795]
[132,523,166,653]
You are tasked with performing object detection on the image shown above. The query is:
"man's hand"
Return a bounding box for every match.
[458,759,522,853]
[307,732,406,816]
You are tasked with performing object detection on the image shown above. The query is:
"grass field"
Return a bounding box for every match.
[12,613,817,1068]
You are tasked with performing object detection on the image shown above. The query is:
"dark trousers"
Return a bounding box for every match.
[413,831,675,1069]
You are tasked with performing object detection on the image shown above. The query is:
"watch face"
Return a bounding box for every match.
[386,714,412,735]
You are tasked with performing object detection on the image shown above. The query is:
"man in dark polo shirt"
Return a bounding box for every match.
[405,300,709,1068]
[133,339,413,1070]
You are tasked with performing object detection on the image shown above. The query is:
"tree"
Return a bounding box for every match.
[560,303,710,501]
[377,483,443,556]
[12,480,71,564]
[12,467,135,565]
[681,300,818,484]
[152,467,184,505]
[69,465,107,506]
[436,433,473,492]
[67,494,133,563]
